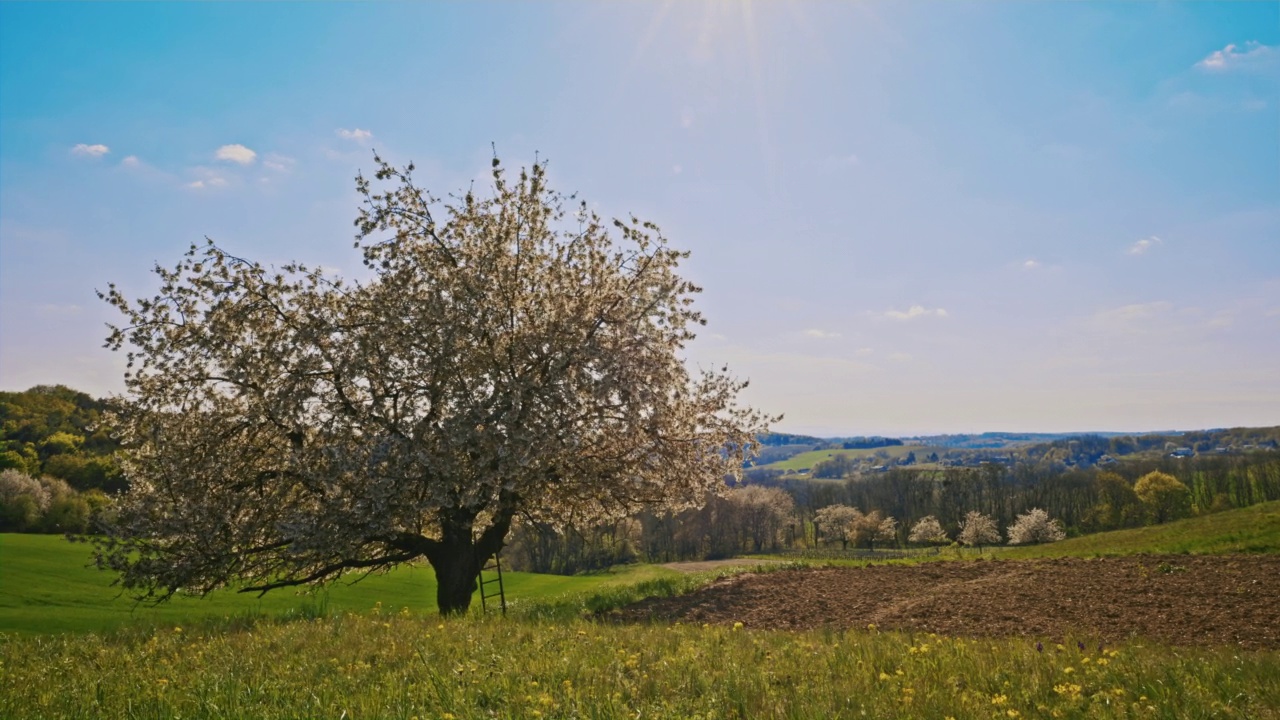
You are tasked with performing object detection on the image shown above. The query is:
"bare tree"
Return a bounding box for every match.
[726,485,795,553]
[94,155,772,614]
[1006,508,1066,545]
[957,510,1000,549]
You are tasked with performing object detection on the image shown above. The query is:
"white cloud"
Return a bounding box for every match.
[680,108,695,129]
[804,328,841,339]
[215,144,257,165]
[120,155,140,167]
[1128,236,1162,255]
[887,352,913,362]
[672,164,683,175]
[71,143,110,158]
[336,128,373,141]
[1023,259,1041,270]
[854,347,874,357]
[186,173,228,190]
[884,305,948,321]
[262,153,295,172]
[1197,42,1277,72]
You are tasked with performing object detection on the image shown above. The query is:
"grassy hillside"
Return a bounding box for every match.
[759,444,933,472]
[999,500,1280,559]
[0,533,679,635]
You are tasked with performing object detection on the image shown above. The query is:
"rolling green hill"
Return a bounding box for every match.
[758,444,933,472]
[0,534,679,635]
[999,500,1280,559]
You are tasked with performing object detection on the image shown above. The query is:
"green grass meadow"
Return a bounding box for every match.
[0,533,680,635]
[2,506,1279,718]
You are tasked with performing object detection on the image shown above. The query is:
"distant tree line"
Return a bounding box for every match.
[839,437,904,450]
[504,485,798,572]
[508,452,1280,572]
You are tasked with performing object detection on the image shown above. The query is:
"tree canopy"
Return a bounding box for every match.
[94,155,771,614]
[1134,471,1190,524]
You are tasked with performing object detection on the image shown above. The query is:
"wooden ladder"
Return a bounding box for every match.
[478,553,507,616]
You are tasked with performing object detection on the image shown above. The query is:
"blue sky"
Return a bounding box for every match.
[2,2,1277,435]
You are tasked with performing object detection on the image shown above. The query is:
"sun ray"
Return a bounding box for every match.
[629,0,677,73]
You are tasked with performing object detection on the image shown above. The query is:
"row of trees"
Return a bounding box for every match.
[504,491,1075,572]
[807,505,1064,549]
[771,455,1280,545]
[502,469,1200,572]
[505,485,797,573]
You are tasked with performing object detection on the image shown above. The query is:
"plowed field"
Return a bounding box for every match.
[612,555,1280,650]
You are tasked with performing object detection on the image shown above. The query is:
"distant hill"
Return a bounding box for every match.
[904,432,1135,449]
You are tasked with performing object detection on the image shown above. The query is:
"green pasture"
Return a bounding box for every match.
[758,444,935,472]
[0,533,680,635]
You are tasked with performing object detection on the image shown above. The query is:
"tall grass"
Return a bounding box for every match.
[2,611,1275,719]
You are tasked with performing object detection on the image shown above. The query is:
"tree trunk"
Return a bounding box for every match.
[430,538,481,616]
[423,500,516,616]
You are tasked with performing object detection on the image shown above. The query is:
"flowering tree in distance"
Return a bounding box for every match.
[957,510,1000,550]
[1006,508,1066,545]
[814,504,859,549]
[848,509,897,550]
[95,155,772,615]
[907,515,949,545]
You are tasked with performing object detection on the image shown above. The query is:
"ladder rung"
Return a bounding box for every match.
[477,552,506,616]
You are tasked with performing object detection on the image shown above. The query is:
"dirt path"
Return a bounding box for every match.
[615,555,1280,650]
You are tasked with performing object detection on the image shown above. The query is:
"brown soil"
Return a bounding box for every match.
[610,555,1280,650]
